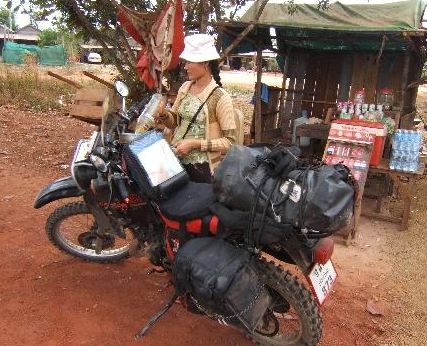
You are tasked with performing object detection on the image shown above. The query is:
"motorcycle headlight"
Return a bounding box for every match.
[90,154,108,173]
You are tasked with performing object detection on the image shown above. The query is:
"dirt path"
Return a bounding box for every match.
[0,105,426,345]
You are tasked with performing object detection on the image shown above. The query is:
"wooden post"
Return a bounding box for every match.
[47,71,82,89]
[83,71,114,89]
[396,52,411,129]
[279,48,291,130]
[255,40,263,143]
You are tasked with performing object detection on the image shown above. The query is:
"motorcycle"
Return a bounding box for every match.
[33,81,154,263]
[34,81,340,345]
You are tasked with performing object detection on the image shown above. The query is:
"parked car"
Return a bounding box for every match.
[87,52,102,64]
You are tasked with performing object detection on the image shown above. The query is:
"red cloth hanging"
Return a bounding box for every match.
[118,0,184,89]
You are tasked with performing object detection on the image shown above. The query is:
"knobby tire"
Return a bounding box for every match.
[45,202,132,263]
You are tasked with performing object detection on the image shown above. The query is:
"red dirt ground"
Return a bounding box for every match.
[0,104,426,346]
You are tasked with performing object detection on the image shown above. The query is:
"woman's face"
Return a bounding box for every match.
[183,61,209,81]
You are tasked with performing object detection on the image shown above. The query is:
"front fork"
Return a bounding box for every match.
[83,190,116,254]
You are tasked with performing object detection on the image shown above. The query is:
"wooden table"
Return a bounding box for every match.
[362,159,425,231]
[295,123,425,234]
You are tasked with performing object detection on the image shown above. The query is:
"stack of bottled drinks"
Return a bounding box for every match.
[389,130,422,172]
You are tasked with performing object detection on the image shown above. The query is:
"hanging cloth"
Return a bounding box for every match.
[118,0,185,89]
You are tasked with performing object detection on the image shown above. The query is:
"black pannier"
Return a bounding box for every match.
[173,237,271,332]
[123,130,189,200]
[213,145,355,235]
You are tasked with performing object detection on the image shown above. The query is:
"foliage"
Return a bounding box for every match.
[0,7,16,30]
[38,28,59,46]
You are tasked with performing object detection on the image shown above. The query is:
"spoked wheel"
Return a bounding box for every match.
[77,231,115,250]
[46,202,138,263]
[249,261,323,346]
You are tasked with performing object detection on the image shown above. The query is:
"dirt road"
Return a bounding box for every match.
[0,102,426,345]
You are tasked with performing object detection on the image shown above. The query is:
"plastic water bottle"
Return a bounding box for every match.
[415,131,422,151]
[393,129,401,150]
[135,93,165,134]
[410,131,421,172]
[402,149,410,172]
[389,151,396,170]
[390,129,423,172]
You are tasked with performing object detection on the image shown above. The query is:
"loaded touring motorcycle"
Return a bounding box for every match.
[34,81,355,345]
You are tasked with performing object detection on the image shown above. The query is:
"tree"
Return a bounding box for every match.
[38,28,59,46]
[29,0,329,97]
[0,7,16,30]
[30,0,152,98]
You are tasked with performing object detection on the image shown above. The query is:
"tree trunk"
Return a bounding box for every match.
[199,0,208,33]
[67,0,129,78]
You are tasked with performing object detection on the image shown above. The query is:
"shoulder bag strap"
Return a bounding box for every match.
[182,86,220,139]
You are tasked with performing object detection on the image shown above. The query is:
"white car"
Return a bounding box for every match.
[87,52,102,64]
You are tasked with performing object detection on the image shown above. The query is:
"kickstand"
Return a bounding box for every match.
[134,293,178,340]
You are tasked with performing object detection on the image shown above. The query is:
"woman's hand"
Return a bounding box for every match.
[154,111,169,124]
[174,139,200,157]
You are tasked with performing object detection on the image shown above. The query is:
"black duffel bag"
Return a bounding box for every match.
[213,144,299,211]
[277,164,355,234]
[173,237,271,332]
[213,145,355,236]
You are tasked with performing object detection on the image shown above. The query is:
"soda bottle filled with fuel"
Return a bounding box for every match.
[135,93,166,134]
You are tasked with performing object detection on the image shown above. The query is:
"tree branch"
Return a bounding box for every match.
[221,0,269,58]
[117,25,137,66]
[67,0,128,77]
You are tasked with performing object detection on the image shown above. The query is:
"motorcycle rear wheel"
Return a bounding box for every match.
[46,202,137,263]
[249,260,322,346]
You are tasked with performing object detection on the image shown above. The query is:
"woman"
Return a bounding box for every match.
[157,34,237,183]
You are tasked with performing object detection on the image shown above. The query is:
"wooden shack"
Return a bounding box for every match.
[220,0,427,145]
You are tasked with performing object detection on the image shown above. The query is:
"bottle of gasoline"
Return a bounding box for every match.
[135,93,165,134]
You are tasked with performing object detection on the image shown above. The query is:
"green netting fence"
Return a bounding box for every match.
[2,42,66,66]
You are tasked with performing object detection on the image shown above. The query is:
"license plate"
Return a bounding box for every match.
[307,260,337,305]
[72,132,98,163]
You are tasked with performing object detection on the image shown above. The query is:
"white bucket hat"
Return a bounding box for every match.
[179,34,220,63]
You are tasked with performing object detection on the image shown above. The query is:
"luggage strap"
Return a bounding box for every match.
[188,283,265,328]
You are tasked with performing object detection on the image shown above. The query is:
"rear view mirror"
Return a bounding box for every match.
[114,80,129,97]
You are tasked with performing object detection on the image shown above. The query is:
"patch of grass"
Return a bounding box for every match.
[0,64,76,112]
[224,83,254,97]
[223,82,255,133]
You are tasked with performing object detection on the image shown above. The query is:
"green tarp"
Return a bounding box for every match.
[38,45,67,66]
[2,42,66,66]
[222,0,427,53]
[241,0,427,32]
[2,42,38,64]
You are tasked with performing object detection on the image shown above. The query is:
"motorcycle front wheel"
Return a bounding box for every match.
[249,260,323,346]
[46,202,138,263]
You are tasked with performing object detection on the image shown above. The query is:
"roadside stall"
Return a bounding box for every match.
[219,0,427,239]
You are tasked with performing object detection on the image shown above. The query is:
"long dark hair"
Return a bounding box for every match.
[209,60,222,87]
